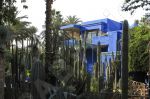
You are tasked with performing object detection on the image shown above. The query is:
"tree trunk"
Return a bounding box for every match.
[15,38,18,99]
[0,51,4,99]
[45,0,53,82]
[0,0,4,25]
[0,6,5,98]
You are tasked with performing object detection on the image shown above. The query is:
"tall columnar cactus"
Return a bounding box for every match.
[31,45,45,99]
[148,41,150,74]
[114,40,118,90]
[90,63,99,93]
[31,59,45,81]
[97,42,103,92]
[78,40,82,80]
[15,38,18,83]
[83,31,90,92]
[97,42,101,78]
[121,20,129,99]
[106,52,118,92]
[147,41,150,94]
[0,26,8,99]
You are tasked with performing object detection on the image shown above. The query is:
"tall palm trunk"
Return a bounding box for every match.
[0,1,4,96]
[15,38,18,99]
[0,51,4,99]
[0,26,8,99]
[0,0,4,25]
[45,0,53,82]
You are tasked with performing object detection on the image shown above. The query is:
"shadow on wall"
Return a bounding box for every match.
[129,71,148,83]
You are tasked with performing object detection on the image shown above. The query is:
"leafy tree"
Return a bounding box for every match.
[140,15,150,26]
[0,0,21,25]
[129,24,150,72]
[122,0,150,14]
[0,0,32,98]
[0,0,28,25]
[0,0,16,25]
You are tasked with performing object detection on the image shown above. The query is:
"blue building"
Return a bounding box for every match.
[61,18,122,75]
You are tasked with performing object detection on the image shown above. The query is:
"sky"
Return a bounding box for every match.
[16,0,146,34]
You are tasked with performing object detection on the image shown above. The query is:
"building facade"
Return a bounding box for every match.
[61,18,122,76]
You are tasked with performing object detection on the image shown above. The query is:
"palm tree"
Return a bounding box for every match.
[8,18,37,96]
[41,9,63,58]
[64,15,82,25]
[0,25,9,99]
[45,0,54,83]
[10,17,34,39]
[10,19,37,64]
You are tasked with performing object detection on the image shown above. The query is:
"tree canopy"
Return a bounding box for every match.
[129,24,150,72]
[0,0,28,25]
[122,0,150,72]
[11,20,37,40]
[122,0,150,15]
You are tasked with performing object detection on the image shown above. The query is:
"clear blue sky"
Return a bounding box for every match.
[16,0,145,34]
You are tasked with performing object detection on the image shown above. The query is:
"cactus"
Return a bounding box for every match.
[31,45,45,80]
[31,59,45,81]
[114,40,121,91]
[97,42,105,92]
[148,41,150,77]
[0,26,9,99]
[121,20,129,99]
[78,40,82,80]
[114,40,118,90]
[31,45,45,99]
[90,63,99,93]
[97,42,101,78]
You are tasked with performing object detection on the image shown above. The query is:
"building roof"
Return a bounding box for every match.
[60,18,122,32]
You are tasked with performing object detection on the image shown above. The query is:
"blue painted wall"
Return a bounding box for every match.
[61,18,123,74]
[86,48,97,73]
[81,18,122,33]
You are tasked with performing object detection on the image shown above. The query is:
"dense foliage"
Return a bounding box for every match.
[0,0,16,25]
[0,0,27,25]
[129,25,150,72]
[122,0,150,72]
[122,0,150,14]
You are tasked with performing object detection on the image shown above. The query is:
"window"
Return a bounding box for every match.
[101,45,108,52]
[86,30,98,43]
